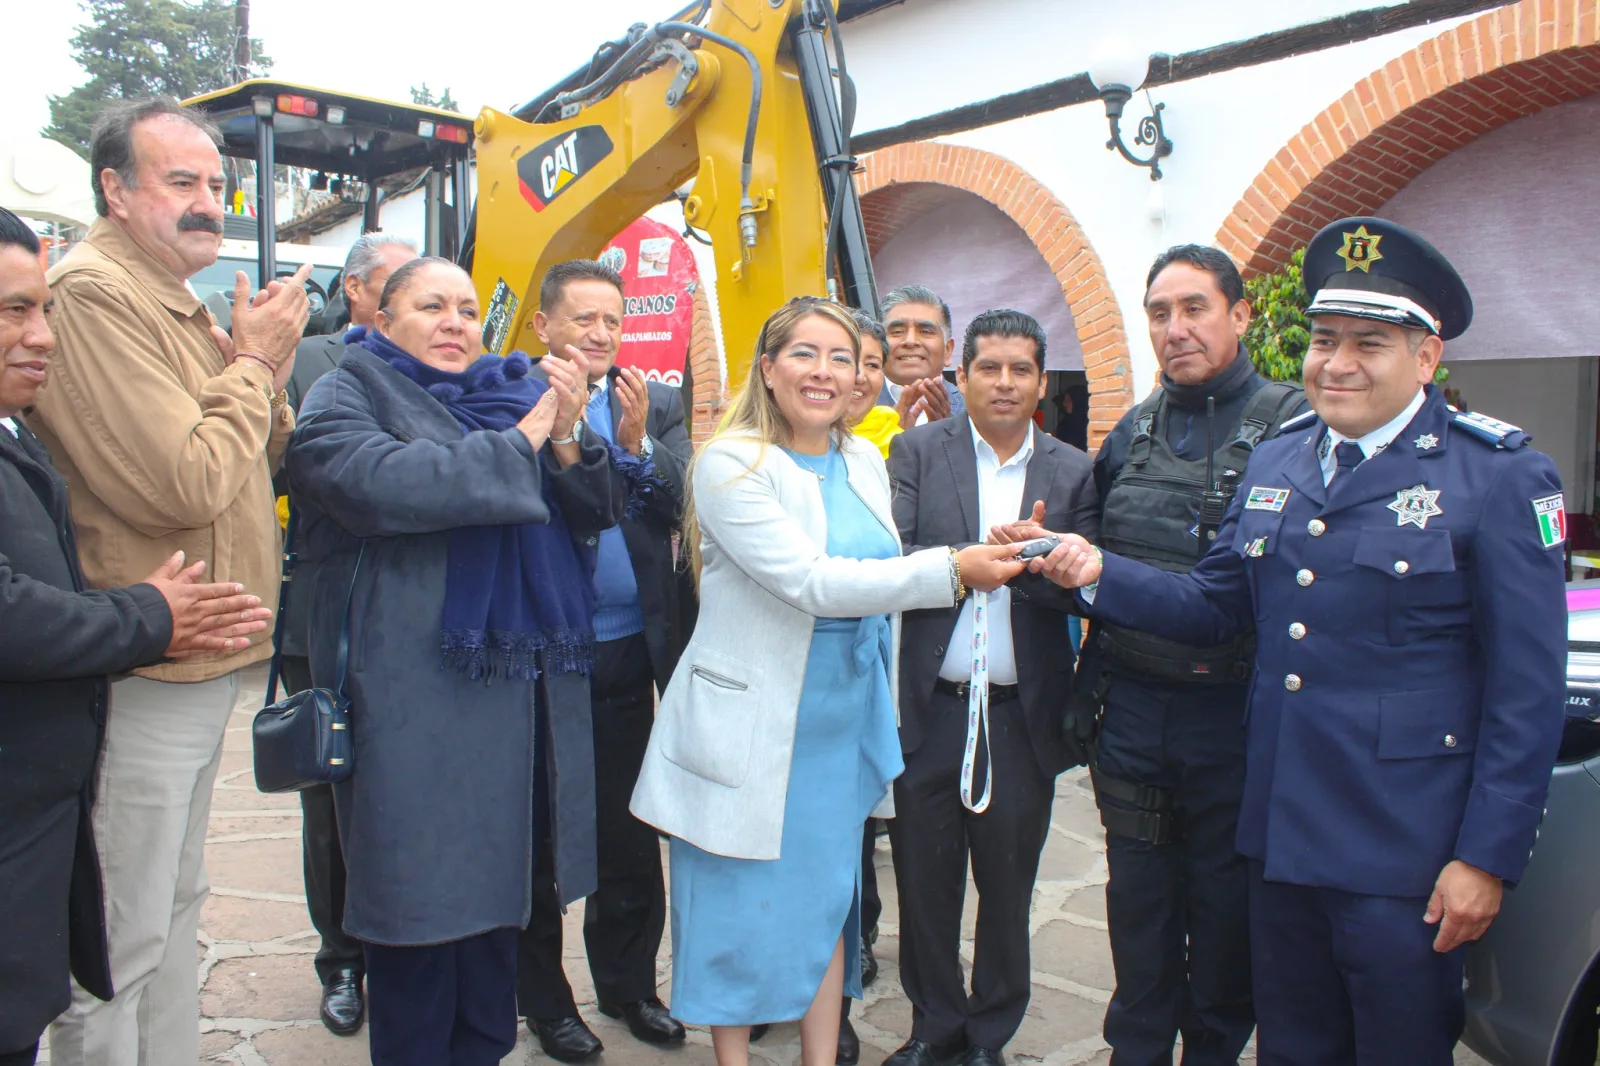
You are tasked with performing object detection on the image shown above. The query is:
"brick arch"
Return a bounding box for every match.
[855,143,1133,448]
[1219,0,1600,273]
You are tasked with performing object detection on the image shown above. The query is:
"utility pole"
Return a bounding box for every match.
[233,0,250,82]
[227,0,251,209]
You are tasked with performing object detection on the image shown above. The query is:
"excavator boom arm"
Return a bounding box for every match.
[467,0,874,391]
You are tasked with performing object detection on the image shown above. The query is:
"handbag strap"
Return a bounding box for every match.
[262,505,366,708]
[332,542,367,705]
[264,503,297,707]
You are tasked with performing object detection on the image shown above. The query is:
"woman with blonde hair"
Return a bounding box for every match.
[630,297,1025,1066]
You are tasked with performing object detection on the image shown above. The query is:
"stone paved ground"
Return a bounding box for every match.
[45,665,1490,1065]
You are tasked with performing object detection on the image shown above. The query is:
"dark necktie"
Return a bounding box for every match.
[1330,439,1364,488]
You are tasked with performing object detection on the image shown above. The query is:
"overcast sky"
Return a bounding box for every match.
[3,0,685,145]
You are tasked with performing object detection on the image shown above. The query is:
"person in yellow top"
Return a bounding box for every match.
[849,310,914,457]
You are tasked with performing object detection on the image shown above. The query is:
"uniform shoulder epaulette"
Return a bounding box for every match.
[1278,410,1318,432]
[1449,407,1530,449]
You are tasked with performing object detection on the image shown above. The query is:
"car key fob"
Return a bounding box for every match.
[1017,535,1061,559]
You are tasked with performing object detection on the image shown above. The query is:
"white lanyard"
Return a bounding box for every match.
[959,590,993,814]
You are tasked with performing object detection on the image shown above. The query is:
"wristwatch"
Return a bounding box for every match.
[269,389,289,409]
[637,435,654,460]
[550,424,584,446]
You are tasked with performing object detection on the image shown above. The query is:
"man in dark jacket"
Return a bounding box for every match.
[1087,246,1306,1066]
[0,206,274,1065]
[273,232,416,1036]
[518,259,694,1061]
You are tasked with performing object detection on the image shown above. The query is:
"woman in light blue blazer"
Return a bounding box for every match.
[631,298,1024,1066]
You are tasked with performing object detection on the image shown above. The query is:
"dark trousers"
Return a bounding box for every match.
[0,1043,38,1066]
[366,928,519,1066]
[1094,675,1254,1056]
[889,689,1054,1050]
[862,819,882,935]
[281,656,365,983]
[1248,862,1463,1066]
[1096,677,1253,1066]
[518,632,665,1016]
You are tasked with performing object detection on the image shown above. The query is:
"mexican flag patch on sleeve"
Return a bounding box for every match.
[1532,493,1566,549]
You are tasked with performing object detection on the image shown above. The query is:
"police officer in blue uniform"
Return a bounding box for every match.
[1086,245,1306,1066]
[1012,217,1568,1065]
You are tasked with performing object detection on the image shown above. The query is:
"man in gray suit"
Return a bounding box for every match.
[885,309,1099,1066]
[879,284,967,425]
[274,232,416,1036]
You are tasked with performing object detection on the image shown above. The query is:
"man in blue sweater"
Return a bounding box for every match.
[517,260,695,1062]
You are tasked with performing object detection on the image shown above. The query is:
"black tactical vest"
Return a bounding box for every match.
[1098,381,1304,685]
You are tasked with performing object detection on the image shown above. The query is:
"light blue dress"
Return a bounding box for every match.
[667,446,905,1025]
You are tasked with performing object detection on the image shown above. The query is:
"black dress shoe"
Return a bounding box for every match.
[884,1038,966,1066]
[532,1016,604,1062]
[860,935,879,988]
[959,1048,1004,1066]
[750,1023,770,1042]
[319,968,364,1035]
[598,997,686,1045]
[837,1017,860,1065]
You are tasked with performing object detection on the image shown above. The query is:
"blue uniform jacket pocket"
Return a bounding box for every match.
[1352,527,1456,578]
[1377,688,1478,759]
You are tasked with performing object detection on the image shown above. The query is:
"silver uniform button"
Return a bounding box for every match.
[1444,734,1458,748]
[1393,560,1410,574]
[1288,622,1306,640]
[1308,519,1326,536]
[1284,674,1302,691]
[1296,569,1315,586]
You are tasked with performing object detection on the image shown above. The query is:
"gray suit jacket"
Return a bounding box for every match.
[888,415,1100,776]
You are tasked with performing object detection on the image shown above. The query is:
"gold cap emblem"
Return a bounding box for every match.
[1337,225,1384,273]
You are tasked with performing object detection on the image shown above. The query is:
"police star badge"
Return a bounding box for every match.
[1337,225,1384,273]
[1388,483,1443,529]
[1414,433,1439,450]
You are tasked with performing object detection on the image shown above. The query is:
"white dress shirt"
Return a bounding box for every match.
[1317,387,1426,486]
[939,421,1034,685]
[0,417,16,437]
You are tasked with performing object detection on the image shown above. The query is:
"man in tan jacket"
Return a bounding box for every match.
[27,97,310,1064]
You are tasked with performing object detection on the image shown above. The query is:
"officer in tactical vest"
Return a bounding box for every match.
[1087,245,1308,1066]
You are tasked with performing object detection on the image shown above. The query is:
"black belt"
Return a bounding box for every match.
[934,678,1020,704]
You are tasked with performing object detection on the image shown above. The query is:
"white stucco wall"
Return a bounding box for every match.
[841,0,1476,396]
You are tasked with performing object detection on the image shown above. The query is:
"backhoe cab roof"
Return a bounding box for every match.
[184,79,474,179]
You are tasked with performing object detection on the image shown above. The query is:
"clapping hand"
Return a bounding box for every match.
[219,263,313,393]
[516,389,561,452]
[893,379,927,429]
[919,377,953,422]
[543,345,592,441]
[139,552,275,659]
[614,366,650,455]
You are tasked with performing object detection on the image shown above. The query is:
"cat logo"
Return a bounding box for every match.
[517,126,614,213]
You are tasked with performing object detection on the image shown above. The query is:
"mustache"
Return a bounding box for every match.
[177,213,223,234]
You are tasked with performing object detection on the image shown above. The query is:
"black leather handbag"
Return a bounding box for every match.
[252,508,365,794]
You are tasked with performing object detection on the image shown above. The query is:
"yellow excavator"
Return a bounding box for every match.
[188,0,875,391]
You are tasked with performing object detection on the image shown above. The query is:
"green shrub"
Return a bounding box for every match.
[1239,246,1449,388]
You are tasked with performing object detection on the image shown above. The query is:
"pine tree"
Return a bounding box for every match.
[44,0,272,157]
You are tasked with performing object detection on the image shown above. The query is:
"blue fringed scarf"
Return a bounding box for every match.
[351,325,599,681]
